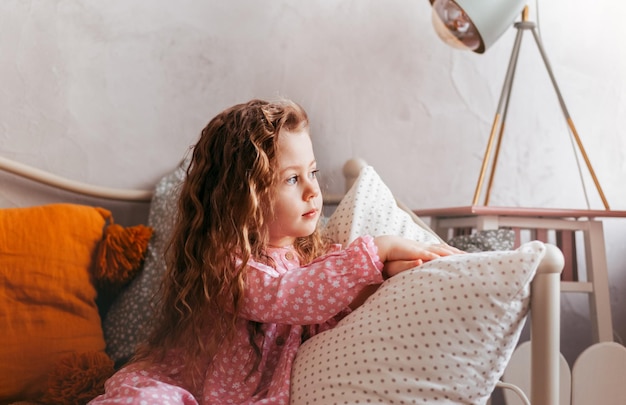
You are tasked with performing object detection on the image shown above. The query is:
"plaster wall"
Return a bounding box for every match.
[1,0,624,365]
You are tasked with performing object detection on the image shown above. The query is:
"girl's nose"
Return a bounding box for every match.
[303,180,319,201]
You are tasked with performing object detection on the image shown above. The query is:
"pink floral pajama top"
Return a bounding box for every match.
[89,236,383,405]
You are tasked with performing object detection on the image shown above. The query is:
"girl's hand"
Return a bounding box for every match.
[383,259,423,278]
[373,235,464,277]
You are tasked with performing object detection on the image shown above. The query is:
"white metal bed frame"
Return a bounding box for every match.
[0,156,565,404]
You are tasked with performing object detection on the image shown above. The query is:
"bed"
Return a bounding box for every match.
[0,156,564,405]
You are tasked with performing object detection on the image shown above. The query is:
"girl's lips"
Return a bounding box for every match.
[303,209,318,218]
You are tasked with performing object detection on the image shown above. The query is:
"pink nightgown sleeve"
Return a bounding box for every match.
[240,235,383,325]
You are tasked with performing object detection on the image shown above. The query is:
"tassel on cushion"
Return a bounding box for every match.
[40,351,114,405]
[94,223,153,289]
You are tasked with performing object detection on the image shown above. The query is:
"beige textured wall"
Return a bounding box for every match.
[1,0,624,364]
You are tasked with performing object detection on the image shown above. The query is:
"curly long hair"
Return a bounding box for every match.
[135,99,328,385]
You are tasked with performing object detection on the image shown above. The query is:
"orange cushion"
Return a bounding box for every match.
[0,204,110,402]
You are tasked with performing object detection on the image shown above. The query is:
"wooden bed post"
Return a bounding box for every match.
[342,158,367,192]
[531,243,565,405]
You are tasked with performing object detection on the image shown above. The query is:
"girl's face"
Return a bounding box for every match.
[266,128,322,247]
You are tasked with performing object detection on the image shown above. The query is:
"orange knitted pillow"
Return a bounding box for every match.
[0,203,152,404]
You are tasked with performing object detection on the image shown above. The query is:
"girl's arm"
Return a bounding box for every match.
[240,236,384,325]
[348,236,465,308]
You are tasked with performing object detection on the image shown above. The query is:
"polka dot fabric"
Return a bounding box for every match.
[291,241,546,405]
[103,160,188,364]
[323,166,440,246]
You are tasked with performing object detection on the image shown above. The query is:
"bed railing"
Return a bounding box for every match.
[0,156,154,202]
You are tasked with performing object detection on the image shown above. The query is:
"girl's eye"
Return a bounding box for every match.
[286,170,318,185]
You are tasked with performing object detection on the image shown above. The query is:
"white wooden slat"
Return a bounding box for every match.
[571,342,626,405]
[502,341,571,405]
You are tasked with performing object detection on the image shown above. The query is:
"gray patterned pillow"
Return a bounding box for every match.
[103,160,188,365]
[447,228,515,253]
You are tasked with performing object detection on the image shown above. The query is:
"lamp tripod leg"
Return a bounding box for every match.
[483,116,506,206]
[530,28,610,210]
[484,28,525,205]
[473,27,524,206]
[566,119,610,209]
[472,116,500,206]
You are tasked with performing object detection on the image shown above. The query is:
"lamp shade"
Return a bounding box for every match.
[428,0,527,53]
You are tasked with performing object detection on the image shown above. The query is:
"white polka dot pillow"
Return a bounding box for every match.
[291,241,546,404]
[103,160,188,365]
[323,166,440,246]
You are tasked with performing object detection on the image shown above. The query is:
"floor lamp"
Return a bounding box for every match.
[428,0,610,210]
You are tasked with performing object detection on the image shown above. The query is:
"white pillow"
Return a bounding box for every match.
[291,242,545,405]
[323,166,440,246]
[291,166,545,404]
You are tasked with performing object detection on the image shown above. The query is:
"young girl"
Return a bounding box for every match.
[90,99,461,404]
